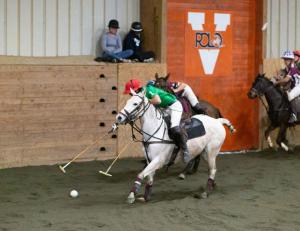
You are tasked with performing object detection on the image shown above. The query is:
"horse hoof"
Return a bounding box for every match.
[137,197,146,202]
[201,192,208,199]
[178,173,186,180]
[193,192,208,199]
[127,192,135,204]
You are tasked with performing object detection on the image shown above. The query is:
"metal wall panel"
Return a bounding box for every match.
[0,0,140,56]
[266,0,300,58]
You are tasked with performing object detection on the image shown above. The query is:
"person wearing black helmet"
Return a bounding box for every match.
[123,22,155,62]
[101,19,133,62]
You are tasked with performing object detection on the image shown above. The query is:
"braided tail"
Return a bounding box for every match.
[218,118,236,134]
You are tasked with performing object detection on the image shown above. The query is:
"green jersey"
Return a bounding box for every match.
[145,85,177,108]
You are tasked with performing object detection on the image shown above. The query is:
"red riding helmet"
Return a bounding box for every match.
[123,79,143,94]
[293,50,300,57]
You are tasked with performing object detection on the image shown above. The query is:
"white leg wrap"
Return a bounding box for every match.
[181,85,199,107]
[287,85,300,101]
[267,136,273,148]
[281,142,289,151]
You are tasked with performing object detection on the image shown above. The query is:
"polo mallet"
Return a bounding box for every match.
[59,133,108,173]
[99,141,132,177]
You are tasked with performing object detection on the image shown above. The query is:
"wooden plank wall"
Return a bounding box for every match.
[0,61,118,168]
[0,59,166,169]
[140,0,167,62]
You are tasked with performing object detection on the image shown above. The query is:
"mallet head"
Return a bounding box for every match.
[59,165,66,173]
[99,171,112,177]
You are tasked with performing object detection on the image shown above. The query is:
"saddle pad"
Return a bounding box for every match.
[163,116,206,139]
[184,118,206,140]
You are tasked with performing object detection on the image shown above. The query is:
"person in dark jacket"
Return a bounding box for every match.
[123,22,155,62]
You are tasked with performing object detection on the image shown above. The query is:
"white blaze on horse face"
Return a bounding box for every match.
[130,88,137,96]
[117,93,145,124]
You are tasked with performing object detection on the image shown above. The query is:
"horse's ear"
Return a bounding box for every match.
[165,73,170,80]
[141,88,146,96]
[130,88,136,96]
[155,73,159,80]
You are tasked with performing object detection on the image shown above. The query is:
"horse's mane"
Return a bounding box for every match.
[257,74,289,102]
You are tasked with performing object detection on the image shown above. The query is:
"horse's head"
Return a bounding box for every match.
[154,73,170,89]
[116,88,149,124]
[247,74,271,99]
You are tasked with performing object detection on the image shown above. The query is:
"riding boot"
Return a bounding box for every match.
[192,103,207,115]
[169,126,191,163]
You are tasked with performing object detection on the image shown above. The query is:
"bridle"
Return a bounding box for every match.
[119,94,150,123]
[120,94,174,144]
[250,78,289,112]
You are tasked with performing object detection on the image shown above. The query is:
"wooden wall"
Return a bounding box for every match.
[167,0,263,151]
[0,57,165,169]
[140,0,166,62]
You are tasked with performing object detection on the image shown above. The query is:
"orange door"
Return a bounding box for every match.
[167,0,262,151]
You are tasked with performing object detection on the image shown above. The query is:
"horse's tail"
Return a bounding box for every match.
[217,109,223,119]
[218,118,236,134]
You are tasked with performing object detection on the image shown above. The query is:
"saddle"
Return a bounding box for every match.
[164,116,206,140]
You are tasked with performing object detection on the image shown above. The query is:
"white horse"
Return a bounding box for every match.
[116,89,234,203]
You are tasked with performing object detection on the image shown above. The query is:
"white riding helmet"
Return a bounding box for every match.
[281,50,294,60]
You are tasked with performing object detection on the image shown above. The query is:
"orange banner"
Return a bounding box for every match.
[185,10,233,78]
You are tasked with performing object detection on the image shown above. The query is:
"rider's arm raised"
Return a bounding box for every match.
[276,75,292,85]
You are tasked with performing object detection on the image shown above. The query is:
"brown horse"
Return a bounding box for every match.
[154,73,223,119]
[153,73,234,179]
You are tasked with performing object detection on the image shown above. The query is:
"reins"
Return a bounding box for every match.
[254,82,289,113]
[122,94,174,145]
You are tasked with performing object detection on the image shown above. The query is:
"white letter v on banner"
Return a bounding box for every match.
[198,49,220,75]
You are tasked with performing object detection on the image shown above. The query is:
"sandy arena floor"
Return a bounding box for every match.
[1,148,300,231]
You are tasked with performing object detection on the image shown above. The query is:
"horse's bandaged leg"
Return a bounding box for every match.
[287,85,300,101]
[267,136,273,148]
[280,142,289,151]
[144,183,153,201]
[130,177,142,195]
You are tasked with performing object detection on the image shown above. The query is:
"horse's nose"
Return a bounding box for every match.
[247,91,255,99]
[117,115,122,122]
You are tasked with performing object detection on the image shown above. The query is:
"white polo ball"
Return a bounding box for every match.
[70,190,79,198]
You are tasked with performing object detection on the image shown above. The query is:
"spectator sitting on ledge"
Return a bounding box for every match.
[101,19,133,63]
[123,22,155,63]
